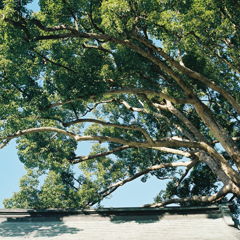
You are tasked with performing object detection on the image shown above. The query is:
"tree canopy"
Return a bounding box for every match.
[1,0,240,210]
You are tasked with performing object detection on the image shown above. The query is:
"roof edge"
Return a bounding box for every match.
[0,203,234,214]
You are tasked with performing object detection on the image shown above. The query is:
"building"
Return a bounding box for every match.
[0,203,239,239]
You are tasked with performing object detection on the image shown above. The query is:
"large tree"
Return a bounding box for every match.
[1,0,240,210]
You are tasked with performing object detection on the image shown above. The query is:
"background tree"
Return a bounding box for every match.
[0,0,240,211]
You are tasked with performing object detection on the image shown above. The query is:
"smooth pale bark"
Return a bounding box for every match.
[194,101,240,171]
[151,147,192,157]
[195,151,233,185]
[165,101,207,142]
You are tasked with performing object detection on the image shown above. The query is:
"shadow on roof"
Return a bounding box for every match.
[0,218,82,238]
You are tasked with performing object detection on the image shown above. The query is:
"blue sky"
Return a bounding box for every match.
[0,0,164,208]
[0,140,163,208]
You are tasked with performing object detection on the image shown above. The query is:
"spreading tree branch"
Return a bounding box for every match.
[41,87,195,111]
[64,118,153,143]
[144,184,232,207]
[130,29,240,115]
[99,160,198,196]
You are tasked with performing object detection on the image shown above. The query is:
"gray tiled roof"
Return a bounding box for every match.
[0,204,239,239]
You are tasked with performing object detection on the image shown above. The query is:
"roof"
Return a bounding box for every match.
[0,203,239,240]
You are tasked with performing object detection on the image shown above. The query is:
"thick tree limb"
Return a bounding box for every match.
[172,123,195,141]
[158,99,240,174]
[151,147,192,157]
[165,100,207,143]
[196,142,240,185]
[195,151,237,187]
[144,184,232,207]
[34,33,79,41]
[194,101,240,171]
[134,94,202,142]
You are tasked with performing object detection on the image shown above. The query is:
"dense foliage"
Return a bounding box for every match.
[1,0,240,211]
